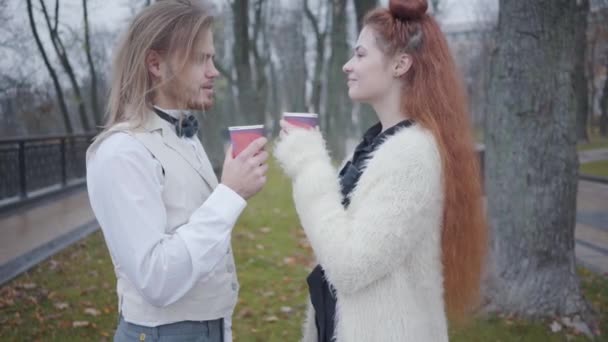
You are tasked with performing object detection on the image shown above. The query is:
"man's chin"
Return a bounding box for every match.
[186,98,214,111]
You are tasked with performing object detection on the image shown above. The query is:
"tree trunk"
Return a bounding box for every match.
[304,0,328,114]
[574,0,590,142]
[276,7,306,113]
[82,0,101,127]
[353,0,378,32]
[600,67,608,137]
[26,0,73,134]
[232,0,262,124]
[251,0,270,124]
[485,0,595,328]
[326,0,351,160]
[39,0,90,132]
[352,0,379,136]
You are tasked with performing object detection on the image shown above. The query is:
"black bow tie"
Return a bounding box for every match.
[153,107,199,138]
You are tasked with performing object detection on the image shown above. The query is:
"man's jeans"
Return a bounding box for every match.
[114,315,224,342]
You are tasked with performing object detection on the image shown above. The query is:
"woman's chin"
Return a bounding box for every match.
[348,91,370,103]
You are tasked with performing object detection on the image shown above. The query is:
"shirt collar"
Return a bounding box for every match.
[357,119,415,153]
[153,105,185,119]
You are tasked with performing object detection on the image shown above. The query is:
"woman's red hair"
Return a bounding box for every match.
[364,0,487,323]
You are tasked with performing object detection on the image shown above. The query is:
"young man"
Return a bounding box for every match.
[86,1,268,341]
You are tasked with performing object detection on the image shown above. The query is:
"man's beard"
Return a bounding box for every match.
[163,78,213,111]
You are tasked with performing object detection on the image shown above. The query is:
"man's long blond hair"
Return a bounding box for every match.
[100,0,214,136]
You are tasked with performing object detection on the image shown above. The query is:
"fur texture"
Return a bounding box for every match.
[274,125,448,342]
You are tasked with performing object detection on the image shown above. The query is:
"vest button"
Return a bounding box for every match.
[231,282,238,291]
[227,264,234,273]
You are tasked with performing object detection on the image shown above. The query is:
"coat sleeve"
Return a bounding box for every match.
[274,128,443,295]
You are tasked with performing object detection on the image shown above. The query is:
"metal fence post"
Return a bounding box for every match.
[18,141,26,198]
[60,137,67,186]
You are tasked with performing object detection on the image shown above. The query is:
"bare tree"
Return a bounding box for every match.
[26,0,73,133]
[485,0,596,333]
[326,0,352,159]
[353,0,378,31]
[601,65,608,136]
[232,0,256,121]
[39,0,91,132]
[82,0,101,127]
[304,0,330,114]
[272,5,306,113]
[575,0,590,142]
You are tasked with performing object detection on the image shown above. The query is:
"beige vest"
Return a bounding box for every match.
[88,114,238,325]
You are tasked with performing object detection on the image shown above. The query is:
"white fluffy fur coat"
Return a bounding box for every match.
[274,124,448,342]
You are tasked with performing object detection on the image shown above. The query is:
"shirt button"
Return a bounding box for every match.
[231,282,238,291]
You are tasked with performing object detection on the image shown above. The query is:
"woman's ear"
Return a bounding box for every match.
[146,50,163,79]
[393,53,413,78]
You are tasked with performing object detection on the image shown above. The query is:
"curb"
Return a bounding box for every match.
[579,173,608,185]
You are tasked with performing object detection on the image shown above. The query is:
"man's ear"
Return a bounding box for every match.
[393,53,413,78]
[146,50,163,79]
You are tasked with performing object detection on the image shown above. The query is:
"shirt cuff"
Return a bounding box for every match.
[197,184,247,224]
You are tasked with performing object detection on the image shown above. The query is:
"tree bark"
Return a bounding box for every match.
[26,0,73,133]
[326,0,351,160]
[251,0,270,123]
[82,0,101,127]
[485,0,595,328]
[600,66,608,137]
[40,0,90,132]
[304,0,329,114]
[232,0,260,123]
[574,0,590,142]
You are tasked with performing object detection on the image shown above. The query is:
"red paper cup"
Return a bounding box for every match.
[283,112,319,128]
[228,125,265,157]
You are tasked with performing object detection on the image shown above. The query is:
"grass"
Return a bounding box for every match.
[577,129,608,152]
[581,160,608,178]
[1,162,607,341]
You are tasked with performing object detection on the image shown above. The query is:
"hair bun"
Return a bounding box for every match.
[389,0,428,21]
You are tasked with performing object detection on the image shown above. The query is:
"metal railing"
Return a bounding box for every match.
[0,133,96,206]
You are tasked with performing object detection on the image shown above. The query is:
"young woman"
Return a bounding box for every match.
[274,0,486,341]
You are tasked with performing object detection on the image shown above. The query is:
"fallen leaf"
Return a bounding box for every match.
[237,308,253,319]
[280,306,293,314]
[54,302,69,310]
[260,227,272,234]
[73,321,90,328]
[263,315,279,322]
[84,308,101,316]
[261,291,275,298]
[21,283,37,290]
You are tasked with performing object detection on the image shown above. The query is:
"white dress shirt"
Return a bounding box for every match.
[86,108,244,341]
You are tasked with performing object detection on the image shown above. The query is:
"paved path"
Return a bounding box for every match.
[579,147,608,164]
[0,189,97,284]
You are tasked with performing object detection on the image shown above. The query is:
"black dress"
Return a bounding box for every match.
[306,120,414,342]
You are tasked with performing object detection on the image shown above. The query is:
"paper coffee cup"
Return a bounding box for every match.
[228,125,265,157]
[283,112,319,128]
